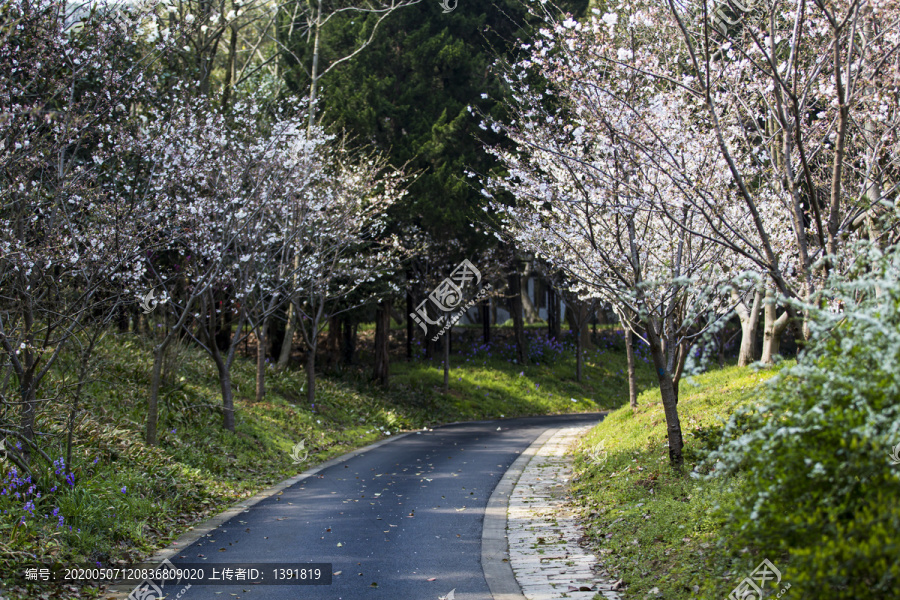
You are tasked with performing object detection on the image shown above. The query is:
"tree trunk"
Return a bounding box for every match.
[219,365,235,431]
[425,334,435,360]
[645,320,684,468]
[761,286,790,365]
[733,288,763,366]
[564,299,591,348]
[482,298,491,345]
[373,300,390,385]
[342,318,356,365]
[220,25,237,112]
[672,341,690,403]
[147,347,164,445]
[18,360,37,462]
[575,319,583,382]
[443,326,450,392]
[509,269,526,364]
[306,342,317,404]
[256,316,268,402]
[717,329,726,367]
[406,286,414,360]
[581,303,593,349]
[521,278,539,324]
[277,304,296,368]
[117,305,129,333]
[626,328,637,410]
[215,301,233,353]
[547,285,560,341]
[325,315,341,368]
[132,306,142,334]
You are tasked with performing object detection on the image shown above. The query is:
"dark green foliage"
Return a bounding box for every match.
[279,1,586,249]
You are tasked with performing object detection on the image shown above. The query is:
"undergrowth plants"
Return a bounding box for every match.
[699,244,900,598]
[574,243,900,600]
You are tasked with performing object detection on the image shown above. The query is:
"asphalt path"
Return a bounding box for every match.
[161,413,603,600]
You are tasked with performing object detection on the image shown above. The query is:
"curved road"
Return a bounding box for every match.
[154,413,602,600]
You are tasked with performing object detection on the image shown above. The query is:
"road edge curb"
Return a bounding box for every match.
[481,427,556,600]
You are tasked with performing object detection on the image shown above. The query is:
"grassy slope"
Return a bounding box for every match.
[571,364,787,600]
[0,326,653,599]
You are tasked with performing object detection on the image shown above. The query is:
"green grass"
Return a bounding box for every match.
[385,329,657,418]
[571,364,789,600]
[0,325,652,599]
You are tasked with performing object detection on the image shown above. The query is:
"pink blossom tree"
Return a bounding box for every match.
[0,0,174,463]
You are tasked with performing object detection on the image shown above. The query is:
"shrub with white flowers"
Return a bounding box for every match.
[700,240,900,599]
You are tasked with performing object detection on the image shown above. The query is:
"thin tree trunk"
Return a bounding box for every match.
[146,293,200,444]
[221,25,237,112]
[581,302,593,350]
[278,0,324,369]
[219,366,235,431]
[16,300,37,461]
[575,321,583,383]
[406,286,414,360]
[325,315,341,368]
[67,333,100,472]
[215,299,233,353]
[548,285,560,341]
[761,286,790,365]
[509,269,526,364]
[198,289,242,432]
[342,318,356,365]
[827,49,849,260]
[521,280,539,324]
[425,334,435,360]
[672,341,690,403]
[733,288,763,366]
[306,341,316,404]
[712,309,729,369]
[645,320,683,468]
[277,298,296,368]
[256,316,268,402]
[373,300,390,385]
[443,326,450,392]
[147,348,164,445]
[117,305,129,333]
[626,328,637,410]
[482,298,491,345]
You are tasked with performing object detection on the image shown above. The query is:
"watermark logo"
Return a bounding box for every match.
[127,558,192,600]
[129,580,164,600]
[709,0,756,36]
[889,443,900,465]
[727,558,790,600]
[438,588,456,600]
[411,259,492,342]
[438,0,457,13]
[290,440,309,465]
[586,439,608,465]
[140,289,165,314]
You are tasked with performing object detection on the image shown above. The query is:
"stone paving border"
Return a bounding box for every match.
[482,429,554,600]
[496,425,624,600]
